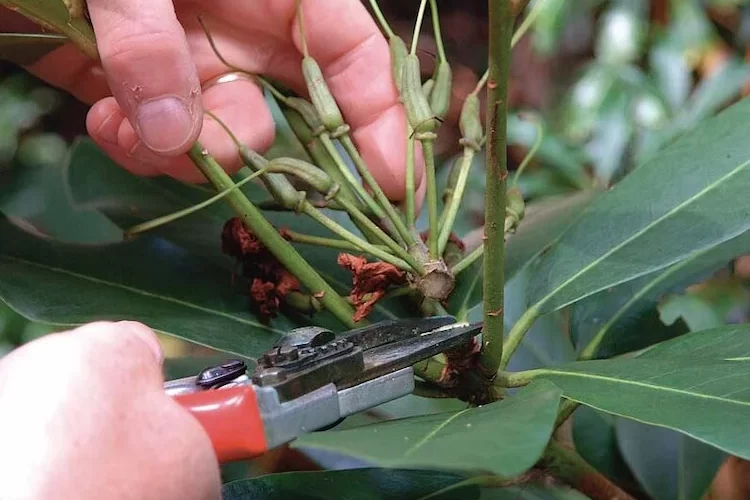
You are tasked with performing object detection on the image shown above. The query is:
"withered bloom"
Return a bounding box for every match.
[221,218,300,318]
[338,253,407,322]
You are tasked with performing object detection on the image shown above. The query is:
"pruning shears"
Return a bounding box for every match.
[164,316,481,463]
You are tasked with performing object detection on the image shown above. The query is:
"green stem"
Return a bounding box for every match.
[335,196,423,273]
[494,368,540,388]
[340,134,416,247]
[283,229,392,255]
[421,139,439,259]
[510,0,545,46]
[555,400,580,429]
[368,0,395,38]
[450,243,483,275]
[540,440,635,500]
[318,134,385,220]
[499,305,541,370]
[188,142,356,328]
[428,0,448,62]
[124,166,268,237]
[410,0,429,55]
[302,204,412,272]
[437,147,475,254]
[413,356,447,384]
[405,126,416,228]
[478,0,515,379]
[512,115,544,188]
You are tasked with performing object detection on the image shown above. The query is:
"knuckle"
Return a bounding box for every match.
[99,26,184,70]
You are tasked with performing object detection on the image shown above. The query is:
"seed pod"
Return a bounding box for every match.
[302,57,344,132]
[422,78,435,100]
[442,155,462,204]
[268,157,337,198]
[239,146,300,210]
[459,94,482,149]
[285,97,325,136]
[389,36,408,92]
[401,54,438,134]
[429,60,452,121]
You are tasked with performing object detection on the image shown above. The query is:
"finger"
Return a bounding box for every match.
[86,0,202,156]
[292,0,423,201]
[86,77,274,183]
[26,44,110,104]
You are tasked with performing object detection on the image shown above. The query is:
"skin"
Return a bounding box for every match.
[0,321,221,500]
[1,0,424,194]
[0,1,425,497]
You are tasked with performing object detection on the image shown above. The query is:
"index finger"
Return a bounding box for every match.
[291,0,423,201]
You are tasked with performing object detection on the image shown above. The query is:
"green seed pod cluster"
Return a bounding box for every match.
[239,147,301,210]
[389,36,408,92]
[268,157,338,199]
[285,97,325,136]
[401,55,438,134]
[459,94,482,150]
[302,57,345,133]
[429,60,452,121]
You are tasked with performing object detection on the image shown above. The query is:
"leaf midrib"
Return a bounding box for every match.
[0,254,283,334]
[536,160,750,311]
[539,368,750,407]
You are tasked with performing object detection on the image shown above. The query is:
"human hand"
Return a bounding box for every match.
[0,0,420,197]
[0,321,220,500]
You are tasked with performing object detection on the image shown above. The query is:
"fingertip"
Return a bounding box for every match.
[117,321,164,365]
[353,103,424,201]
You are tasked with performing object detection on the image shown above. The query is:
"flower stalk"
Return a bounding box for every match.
[188,143,357,327]
[477,0,516,379]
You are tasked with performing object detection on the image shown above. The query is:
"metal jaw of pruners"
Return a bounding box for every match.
[164,316,481,450]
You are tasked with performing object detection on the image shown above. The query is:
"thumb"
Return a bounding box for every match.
[87,0,202,155]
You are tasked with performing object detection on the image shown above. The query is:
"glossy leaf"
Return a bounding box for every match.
[293,381,562,478]
[0,216,290,359]
[221,469,478,500]
[533,357,750,458]
[0,32,66,65]
[616,418,725,500]
[483,485,591,500]
[449,190,599,316]
[63,138,406,322]
[504,269,575,372]
[571,230,750,359]
[528,96,750,314]
[0,0,97,58]
[658,293,725,333]
[572,407,641,494]
[637,324,750,362]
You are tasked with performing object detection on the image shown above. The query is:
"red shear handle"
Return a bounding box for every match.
[173,385,267,463]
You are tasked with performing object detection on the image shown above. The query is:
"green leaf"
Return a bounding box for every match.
[0,0,97,58]
[637,324,750,361]
[504,269,575,372]
[572,407,641,494]
[221,469,478,500]
[615,418,725,500]
[0,216,290,359]
[449,190,599,317]
[63,138,406,322]
[293,380,562,478]
[1,158,122,244]
[0,32,66,65]
[532,357,750,458]
[571,230,750,359]
[528,96,750,315]
[482,484,591,500]
[658,293,725,333]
